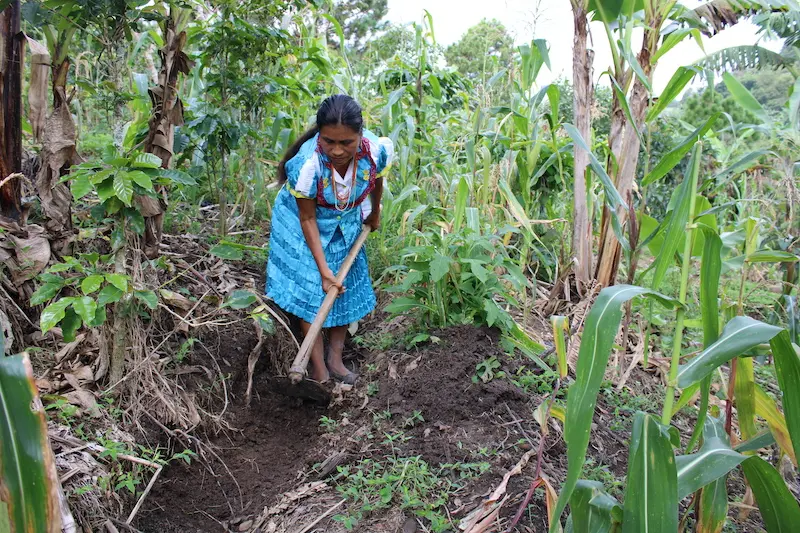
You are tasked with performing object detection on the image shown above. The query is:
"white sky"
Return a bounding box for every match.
[386,0,784,94]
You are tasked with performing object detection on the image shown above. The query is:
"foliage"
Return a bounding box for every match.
[444,19,514,82]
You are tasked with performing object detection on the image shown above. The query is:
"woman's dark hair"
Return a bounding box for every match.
[277,94,363,183]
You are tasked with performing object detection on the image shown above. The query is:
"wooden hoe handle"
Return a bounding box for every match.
[288,225,372,383]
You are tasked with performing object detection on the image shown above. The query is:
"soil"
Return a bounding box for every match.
[135,315,766,533]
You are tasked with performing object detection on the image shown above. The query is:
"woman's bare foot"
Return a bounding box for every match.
[327,325,355,379]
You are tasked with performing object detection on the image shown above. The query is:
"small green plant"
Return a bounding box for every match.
[174,337,197,364]
[319,416,338,433]
[366,382,379,397]
[403,410,424,428]
[385,228,526,332]
[472,356,504,383]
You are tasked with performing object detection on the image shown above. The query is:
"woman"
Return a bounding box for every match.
[267,94,393,385]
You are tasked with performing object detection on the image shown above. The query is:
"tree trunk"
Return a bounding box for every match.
[0,1,22,220]
[594,12,663,287]
[140,9,193,259]
[570,0,593,295]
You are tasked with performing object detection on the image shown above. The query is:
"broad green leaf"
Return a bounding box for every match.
[113,171,133,206]
[60,307,81,343]
[697,478,728,533]
[71,173,93,200]
[385,297,434,315]
[771,330,800,467]
[128,170,153,191]
[81,274,104,295]
[210,243,244,260]
[622,412,678,533]
[72,296,97,324]
[676,417,745,499]
[650,143,700,291]
[483,299,501,327]
[723,72,771,125]
[223,289,256,310]
[550,285,681,532]
[677,317,783,388]
[648,68,697,121]
[125,208,146,235]
[754,384,797,465]
[642,114,718,187]
[741,457,800,531]
[156,168,196,186]
[105,273,129,292]
[0,353,62,533]
[97,285,124,306]
[134,290,158,310]
[40,297,75,333]
[746,250,800,263]
[96,178,115,202]
[29,282,62,306]
[563,124,625,210]
[570,480,622,533]
[429,254,451,283]
[132,152,162,169]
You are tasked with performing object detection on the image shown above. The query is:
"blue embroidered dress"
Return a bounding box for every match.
[266,129,393,327]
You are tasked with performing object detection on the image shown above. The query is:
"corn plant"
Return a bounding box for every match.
[549,142,800,532]
[0,329,62,533]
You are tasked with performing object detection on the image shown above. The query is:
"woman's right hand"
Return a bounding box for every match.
[321,268,344,296]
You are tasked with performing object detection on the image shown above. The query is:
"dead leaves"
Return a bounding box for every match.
[0,219,51,285]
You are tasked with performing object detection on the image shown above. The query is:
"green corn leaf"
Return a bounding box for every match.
[746,250,800,263]
[723,72,771,126]
[789,75,800,130]
[676,417,745,499]
[81,274,104,295]
[72,296,97,325]
[650,143,699,291]
[550,285,681,532]
[709,150,770,187]
[677,317,783,388]
[622,412,678,533]
[647,66,697,122]
[734,357,758,440]
[741,457,800,531]
[551,315,569,379]
[113,171,134,206]
[0,352,62,532]
[609,73,643,144]
[642,114,717,187]
[385,297,434,315]
[569,480,622,533]
[687,225,723,452]
[563,123,626,210]
[453,176,468,233]
[40,297,75,333]
[697,478,728,533]
[754,383,796,465]
[735,430,775,454]
[771,330,800,467]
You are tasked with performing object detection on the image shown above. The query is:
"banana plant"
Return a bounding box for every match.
[0,329,62,533]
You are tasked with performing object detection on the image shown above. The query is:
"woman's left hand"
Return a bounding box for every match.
[364,209,381,231]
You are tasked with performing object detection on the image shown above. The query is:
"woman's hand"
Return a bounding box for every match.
[364,208,381,231]
[321,268,344,296]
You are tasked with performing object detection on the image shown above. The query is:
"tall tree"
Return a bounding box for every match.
[445,19,514,82]
[0,0,22,220]
[328,0,388,51]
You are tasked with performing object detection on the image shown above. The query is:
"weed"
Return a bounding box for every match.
[403,410,424,428]
[472,356,504,383]
[367,382,379,397]
[174,337,196,364]
[320,415,338,433]
[582,457,624,500]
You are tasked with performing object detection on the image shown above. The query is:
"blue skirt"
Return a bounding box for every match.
[266,194,376,328]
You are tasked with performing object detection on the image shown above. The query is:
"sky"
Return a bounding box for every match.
[385,0,784,94]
